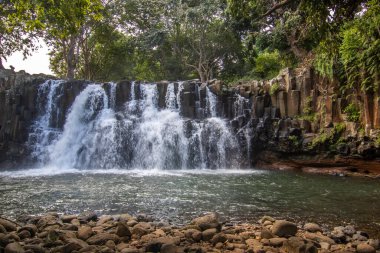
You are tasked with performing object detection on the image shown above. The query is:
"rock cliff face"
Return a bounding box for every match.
[0,68,379,174]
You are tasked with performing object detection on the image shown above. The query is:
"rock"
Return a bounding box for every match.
[260,229,274,239]
[61,215,77,223]
[78,211,97,222]
[120,248,140,253]
[4,242,24,253]
[356,243,376,253]
[145,237,180,252]
[24,245,46,253]
[268,238,287,247]
[160,244,179,253]
[116,222,131,237]
[17,230,31,239]
[105,240,115,250]
[19,224,38,237]
[78,226,93,241]
[86,233,120,245]
[191,213,221,231]
[246,238,263,252]
[96,216,113,226]
[304,232,335,245]
[367,239,379,250]
[282,237,317,253]
[343,225,356,236]
[304,223,322,233]
[201,228,217,241]
[131,222,151,238]
[126,220,138,227]
[0,224,6,233]
[210,233,227,245]
[259,216,276,224]
[0,219,17,232]
[271,220,297,237]
[353,233,368,241]
[331,227,347,243]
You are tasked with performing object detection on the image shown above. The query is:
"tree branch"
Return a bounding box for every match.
[261,0,295,18]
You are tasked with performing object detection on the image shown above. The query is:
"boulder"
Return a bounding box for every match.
[304,223,322,233]
[271,220,297,237]
[201,228,217,241]
[131,222,151,238]
[210,233,227,245]
[0,219,17,232]
[304,232,335,245]
[86,233,120,245]
[145,236,180,252]
[282,237,317,253]
[191,213,221,231]
[19,224,38,237]
[260,229,274,239]
[116,222,131,237]
[356,243,376,253]
[4,242,24,253]
[77,226,93,241]
[268,238,287,247]
[78,211,97,222]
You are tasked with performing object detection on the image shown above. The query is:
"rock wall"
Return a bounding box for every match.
[0,68,379,174]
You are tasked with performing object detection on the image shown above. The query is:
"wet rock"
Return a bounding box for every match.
[0,224,7,233]
[105,240,115,250]
[116,222,131,237]
[0,219,17,232]
[78,226,93,241]
[353,233,368,241]
[24,245,46,253]
[131,222,151,238]
[304,223,322,233]
[191,213,221,231]
[367,239,379,250]
[259,216,276,224]
[97,216,113,226]
[86,233,120,245]
[145,236,180,252]
[268,238,287,247]
[61,215,77,223]
[183,229,201,242]
[210,233,227,245]
[356,243,376,253]
[271,220,297,237]
[246,238,263,252]
[4,242,24,253]
[343,225,356,236]
[282,237,317,253]
[201,228,217,241]
[78,211,97,222]
[19,224,37,237]
[160,244,179,253]
[304,232,335,245]
[260,229,274,239]
[17,230,31,240]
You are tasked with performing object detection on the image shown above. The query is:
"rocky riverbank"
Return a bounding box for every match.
[0,212,378,253]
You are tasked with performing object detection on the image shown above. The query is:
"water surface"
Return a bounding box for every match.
[0,168,379,235]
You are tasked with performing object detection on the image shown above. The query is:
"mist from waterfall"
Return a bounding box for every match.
[27,80,244,171]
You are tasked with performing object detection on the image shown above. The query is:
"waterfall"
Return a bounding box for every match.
[28,81,243,170]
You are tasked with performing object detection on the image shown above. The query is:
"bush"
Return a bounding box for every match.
[251,50,284,80]
[343,103,361,122]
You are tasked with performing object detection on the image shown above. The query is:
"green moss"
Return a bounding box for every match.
[298,96,316,122]
[269,81,280,95]
[343,103,361,122]
[375,136,380,148]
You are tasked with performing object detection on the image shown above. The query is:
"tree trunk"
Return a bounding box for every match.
[0,57,4,69]
[66,37,77,79]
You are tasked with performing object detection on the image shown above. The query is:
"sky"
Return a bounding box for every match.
[4,41,53,75]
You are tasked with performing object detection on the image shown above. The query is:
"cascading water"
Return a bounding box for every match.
[28,81,243,170]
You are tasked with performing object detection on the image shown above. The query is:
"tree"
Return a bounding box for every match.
[0,0,42,69]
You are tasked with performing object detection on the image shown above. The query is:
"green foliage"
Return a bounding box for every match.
[251,50,283,80]
[288,135,300,147]
[269,81,280,95]
[343,103,361,122]
[298,96,316,122]
[375,136,380,148]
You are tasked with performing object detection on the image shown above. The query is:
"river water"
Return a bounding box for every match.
[0,169,379,235]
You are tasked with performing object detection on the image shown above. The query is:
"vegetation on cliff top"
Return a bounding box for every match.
[0,0,379,90]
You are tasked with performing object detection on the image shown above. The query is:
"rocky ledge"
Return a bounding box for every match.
[0,212,378,253]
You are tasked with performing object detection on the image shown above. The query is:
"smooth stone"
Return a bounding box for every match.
[17,230,31,240]
[191,213,221,231]
[78,226,93,241]
[78,211,97,222]
[131,222,151,238]
[4,242,24,253]
[271,220,297,237]
[116,222,131,237]
[210,233,227,245]
[61,215,77,223]
[304,223,322,233]
[86,233,120,245]
[304,232,335,245]
[201,228,217,241]
[19,224,38,237]
[0,219,17,232]
[23,245,46,253]
[0,224,7,233]
[260,229,274,239]
[357,243,376,253]
[268,237,287,247]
